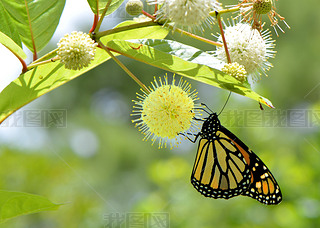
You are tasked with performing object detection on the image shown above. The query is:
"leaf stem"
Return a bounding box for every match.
[98,41,150,93]
[24,0,38,61]
[209,6,240,17]
[27,56,60,71]
[216,11,231,63]
[20,58,28,74]
[89,14,99,33]
[141,10,156,20]
[173,27,223,47]
[154,4,158,14]
[94,0,113,33]
[89,0,100,33]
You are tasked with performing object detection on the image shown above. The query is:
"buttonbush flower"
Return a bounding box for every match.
[126,0,144,16]
[235,0,290,35]
[222,62,247,83]
[57,31,97,70]
[132,75,201,148]
[148,0,221,31]
[213,20,275,81]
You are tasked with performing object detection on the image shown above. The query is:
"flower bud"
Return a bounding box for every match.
[253,0,272,15]
[126,0,143,16]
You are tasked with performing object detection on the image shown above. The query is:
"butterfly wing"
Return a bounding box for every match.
[241,151,282,205]
[191,134,251,199]
[220,126,282,205]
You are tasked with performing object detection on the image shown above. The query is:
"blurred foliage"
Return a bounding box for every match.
[1,0,320,227]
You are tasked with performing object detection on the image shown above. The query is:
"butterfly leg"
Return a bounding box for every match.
[179,132,200,143]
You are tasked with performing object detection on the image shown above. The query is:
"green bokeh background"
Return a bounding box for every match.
[1,0,320,227]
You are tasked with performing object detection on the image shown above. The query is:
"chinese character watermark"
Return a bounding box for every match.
[1,109,67,128]
[218,109,320,128]
[103,212,169,228]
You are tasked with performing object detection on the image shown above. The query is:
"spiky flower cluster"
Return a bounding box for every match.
[149,0,221,31]
[57,31,97,70]
[132,76,200,148]
[130,0,289,147]
[214,21,275,81]
[222,62,247,83]
[236,0,290,35]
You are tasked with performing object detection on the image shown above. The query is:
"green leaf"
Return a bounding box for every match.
[106,39,274,107]
[0,0,65,52]
[87,0,125,16]
[0,31,27,59]
[0,48,111,124]
[0,2,22,47]
[0,21,169,123]
[0,190,60,223]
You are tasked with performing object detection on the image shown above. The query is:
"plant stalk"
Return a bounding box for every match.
[216,12,232,63]
[94,0,113,33]
[98,41,150,93]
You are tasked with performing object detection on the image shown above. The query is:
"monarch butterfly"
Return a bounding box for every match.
[190,107,282,205]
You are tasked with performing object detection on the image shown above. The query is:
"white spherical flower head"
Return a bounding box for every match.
[214,21,275,81]
[57,31,98,70]
[150,0,221,31]
[132,76,201,149]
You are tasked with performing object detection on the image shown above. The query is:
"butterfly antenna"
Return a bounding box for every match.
[218,91,232,116]
[199,103,213,114]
